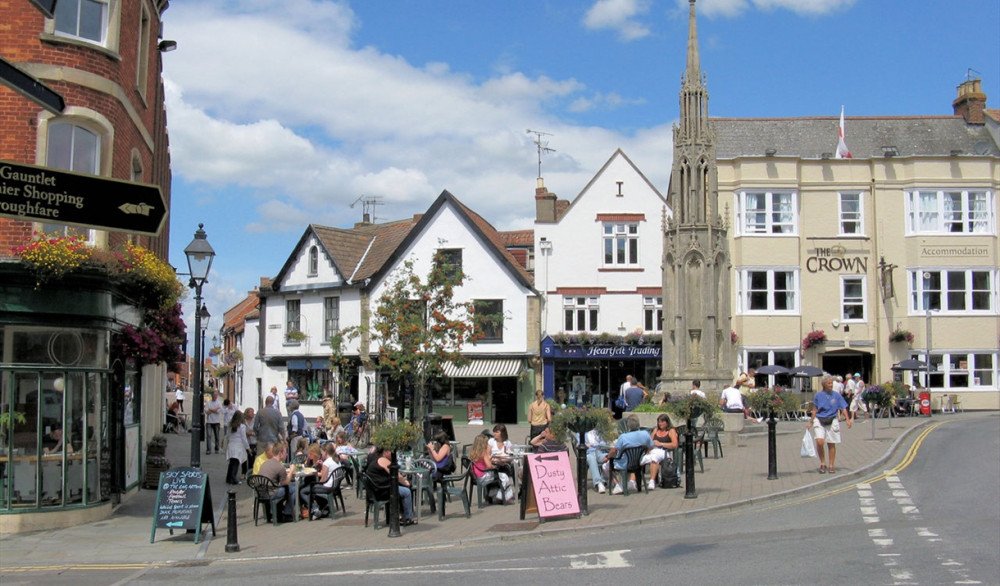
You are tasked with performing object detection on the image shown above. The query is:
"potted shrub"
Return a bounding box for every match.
[548,406,617,445]
[746,386,797,419]
[663,393,720,426]
[369,420,423,454]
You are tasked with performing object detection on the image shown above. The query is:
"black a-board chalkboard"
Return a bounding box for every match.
[150,466,215,543]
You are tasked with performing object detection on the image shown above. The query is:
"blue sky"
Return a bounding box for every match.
[161,0,1000,337]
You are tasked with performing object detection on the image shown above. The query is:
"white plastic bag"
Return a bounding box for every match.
[801,429,817,458]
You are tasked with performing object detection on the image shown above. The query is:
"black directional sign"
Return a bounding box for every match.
[0,159,167,236]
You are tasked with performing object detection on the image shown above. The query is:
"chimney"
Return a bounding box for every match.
[953,78,986,125]
[534,178,558,223]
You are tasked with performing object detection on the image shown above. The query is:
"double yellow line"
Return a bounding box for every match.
[760,420,948,510]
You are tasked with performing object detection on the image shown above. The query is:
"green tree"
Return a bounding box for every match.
[371,250,490,421]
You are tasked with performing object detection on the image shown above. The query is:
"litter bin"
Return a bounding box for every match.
[424,413,443,442]
[919,391,931,416]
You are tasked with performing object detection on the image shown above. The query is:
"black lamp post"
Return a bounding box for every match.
[767,410,778,480]
[184,224,215,469]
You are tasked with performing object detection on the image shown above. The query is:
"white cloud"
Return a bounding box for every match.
[583,0,653,41]
[692,0,857,18]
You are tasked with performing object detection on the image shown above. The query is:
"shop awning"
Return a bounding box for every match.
[442,358,524,378]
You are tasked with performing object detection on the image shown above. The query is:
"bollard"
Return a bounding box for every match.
[387,452,402,537]
[683,418,697,499]
[225,490,240,552]
[766,411,778,480]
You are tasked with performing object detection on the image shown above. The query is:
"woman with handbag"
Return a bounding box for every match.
[808,374,851,474]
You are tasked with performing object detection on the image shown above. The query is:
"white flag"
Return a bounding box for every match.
[836,105,852,159]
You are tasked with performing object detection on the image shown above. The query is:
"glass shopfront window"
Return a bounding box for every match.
[1,326,107,512]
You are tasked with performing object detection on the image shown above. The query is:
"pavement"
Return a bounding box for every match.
[0,411,978,567]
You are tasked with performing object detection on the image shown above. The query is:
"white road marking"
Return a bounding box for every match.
[303,550,633,577]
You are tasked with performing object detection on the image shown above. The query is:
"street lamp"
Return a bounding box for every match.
[185,224,215,469]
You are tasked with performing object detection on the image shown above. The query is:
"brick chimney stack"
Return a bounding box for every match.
[953,78,986,124]
[534,178,558,223]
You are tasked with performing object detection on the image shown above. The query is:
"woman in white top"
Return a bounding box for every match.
[225,410,251,485]
[300,443,342,519]
[487,424,513,460]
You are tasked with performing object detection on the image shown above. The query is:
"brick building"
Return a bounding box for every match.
[1,0,175,532]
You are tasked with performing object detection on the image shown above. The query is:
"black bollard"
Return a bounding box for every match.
[387,451,402,537]
[225,489,240,552]
[576,430,589,515]
[767,410,778,480]
[684,417,697,499]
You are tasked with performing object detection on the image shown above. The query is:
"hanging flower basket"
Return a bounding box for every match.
[801,330,827,350]
[889,328,915,344]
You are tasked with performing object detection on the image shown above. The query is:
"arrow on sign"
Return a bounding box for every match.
[165,521,183,528]
[119,202,155,216]
[533,455,559,462]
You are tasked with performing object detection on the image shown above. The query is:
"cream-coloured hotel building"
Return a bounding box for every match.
[715,80,999,410]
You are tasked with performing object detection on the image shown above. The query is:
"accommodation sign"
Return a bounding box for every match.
[806,245,868,273]
[0,159,167,236]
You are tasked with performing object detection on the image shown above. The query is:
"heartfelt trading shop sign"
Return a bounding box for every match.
[0,160,167,236]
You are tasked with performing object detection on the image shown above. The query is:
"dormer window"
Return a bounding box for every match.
[308,246,318,276]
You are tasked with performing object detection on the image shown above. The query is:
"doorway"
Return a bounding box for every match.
[821,351,873,384]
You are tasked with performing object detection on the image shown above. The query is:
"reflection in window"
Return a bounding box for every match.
[54,0,109,43]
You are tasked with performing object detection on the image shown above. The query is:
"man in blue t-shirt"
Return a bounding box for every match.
[809,375,852,474]
[624,380,647,411]
[602,415,652,494]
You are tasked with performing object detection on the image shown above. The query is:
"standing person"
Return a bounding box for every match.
[268,386,281,416]
[849,378,870,423]
[284,380,299,403]
[624,379,648,411]
[286,400,307,459]
[809,374,852,474]
[204,390,223,454]
[225,410,250,485]
[222,399,236,429]
[254,395,284,447]
[174,386,186,413]
[527,389,552,440]
[243,407,257,477]
[614,375,634,420]
[689,379,707,399]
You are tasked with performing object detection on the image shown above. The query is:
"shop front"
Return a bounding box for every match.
[540,336,662,406]
[432,358,530,425]
[1,266,150,533]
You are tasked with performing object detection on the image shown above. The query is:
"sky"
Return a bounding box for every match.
[161,0,1000,339]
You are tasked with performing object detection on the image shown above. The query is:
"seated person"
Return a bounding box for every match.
[585,427,609,493]
[426,431,455,480]
[488,424,513,461]
[326,416,346,440]
[602,415,652,494]
[257,443,297,522]
[253,442,273,475]
[299,442,341,519]
[469,434,514,503]
[291,436,309,465]
[642,414,679,490]
[303,442,323,469]
[366,445,415,526]
[42,424,73,455]
[529,426,565,453]
[345,402,367,435]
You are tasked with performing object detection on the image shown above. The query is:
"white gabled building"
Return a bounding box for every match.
[257,191,540,425]
[534,149,672,405]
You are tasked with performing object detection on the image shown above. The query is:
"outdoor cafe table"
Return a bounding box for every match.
[400,465,432,524]
[287,465,317,521]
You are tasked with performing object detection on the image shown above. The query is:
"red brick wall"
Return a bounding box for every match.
[0,0,171,259]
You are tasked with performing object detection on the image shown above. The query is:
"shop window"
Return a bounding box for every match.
[918,352,998,390]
